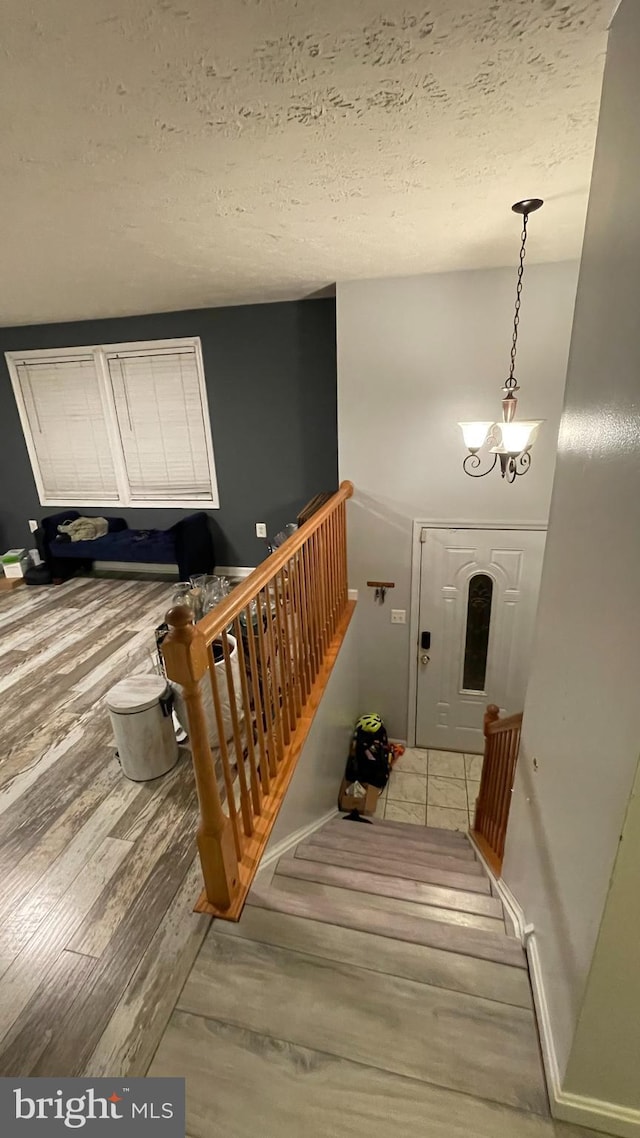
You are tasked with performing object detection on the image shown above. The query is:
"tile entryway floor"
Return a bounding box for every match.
[376,749,483,831]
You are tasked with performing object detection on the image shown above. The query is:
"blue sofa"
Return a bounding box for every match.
[40,510,215,583]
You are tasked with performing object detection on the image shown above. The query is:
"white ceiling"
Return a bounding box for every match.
[0,0,614,325]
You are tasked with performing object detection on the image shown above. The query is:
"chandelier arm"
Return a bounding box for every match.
[501,450,533,482]
[462,452,498,478]
[514,451,532,477]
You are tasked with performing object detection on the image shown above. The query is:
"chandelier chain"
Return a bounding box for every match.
[505,213,528,390]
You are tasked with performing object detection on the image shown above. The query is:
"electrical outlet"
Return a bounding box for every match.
[255,522,267,539]
[28,519,38,533]
[391,609,406,624]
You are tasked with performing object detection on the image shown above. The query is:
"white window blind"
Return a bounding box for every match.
[14,355,119,501]
[107,347,213,502]
[6,338,219,508]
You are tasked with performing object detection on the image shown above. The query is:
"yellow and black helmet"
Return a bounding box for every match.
[356,713,383,734]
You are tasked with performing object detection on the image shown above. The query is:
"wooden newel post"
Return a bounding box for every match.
[484,704,500,737]
[162,605,239,911]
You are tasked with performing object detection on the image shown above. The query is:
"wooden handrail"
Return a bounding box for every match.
[470,704,523,877]
[196,480,354,647]
[486,710,523,735]
[161,481,355,920]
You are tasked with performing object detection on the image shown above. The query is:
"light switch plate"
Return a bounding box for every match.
[28,519,38,533]
[255,522,267,538]
[391,609,406,624]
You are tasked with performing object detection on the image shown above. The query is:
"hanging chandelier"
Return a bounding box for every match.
[459,198,544,482]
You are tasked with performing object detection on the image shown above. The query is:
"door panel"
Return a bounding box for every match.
[415,528,545,753]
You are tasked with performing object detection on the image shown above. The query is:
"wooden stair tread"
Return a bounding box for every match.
[248,883,526,969]
[324,818,477,857]
[276,855,499,915]
[181,918,544,1113]
[216,902,532,1008]
[302,830,482,873]
[294,842,491,893]
[323,819,473,855]
[270,872,506,934]
[354,818,471,846]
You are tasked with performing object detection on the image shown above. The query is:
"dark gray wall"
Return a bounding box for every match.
[0,299,338,566]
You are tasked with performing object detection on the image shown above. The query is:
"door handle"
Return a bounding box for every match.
[421,654,430,665]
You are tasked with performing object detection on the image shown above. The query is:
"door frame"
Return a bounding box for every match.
[407,518,548,747]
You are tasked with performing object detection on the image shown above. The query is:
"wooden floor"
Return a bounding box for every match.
[0,577,211,1077]
[150,818,599,1138]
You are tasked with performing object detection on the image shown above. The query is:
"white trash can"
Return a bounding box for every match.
[106,675,179,781]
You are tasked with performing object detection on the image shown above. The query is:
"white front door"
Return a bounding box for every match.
[415,528,545,753]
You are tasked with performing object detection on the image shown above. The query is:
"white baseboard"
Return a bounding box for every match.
[94,560,178,575]
[222,569,348,586]
[494,876,526,943]
[470,837,561,1113]
[469,833,640,1137]
[525,930,562,1105]
[467,833,525,942]
[528,929,640,1136]
[92,562,257,581]
[258,808,339,871]
[553,1090,640,1136]
[215,565,256,579]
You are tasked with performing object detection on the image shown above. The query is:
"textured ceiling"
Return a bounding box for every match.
[0,0,614,324]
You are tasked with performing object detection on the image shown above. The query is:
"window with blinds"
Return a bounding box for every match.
[13,355,119,502]
[5,338,219,508]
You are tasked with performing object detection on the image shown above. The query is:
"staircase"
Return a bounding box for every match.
[251,816,526,969]
[151,815,557,1135]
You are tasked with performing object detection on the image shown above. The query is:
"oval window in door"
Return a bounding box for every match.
[462,573,493,691]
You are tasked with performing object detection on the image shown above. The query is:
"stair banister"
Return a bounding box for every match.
[470,704,523,876]
[162,481,355,920]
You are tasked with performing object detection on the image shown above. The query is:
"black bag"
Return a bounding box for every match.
[345,716,391,791]
[24,563,53,586]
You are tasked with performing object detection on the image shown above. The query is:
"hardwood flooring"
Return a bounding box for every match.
[0,577,210,1077]
[155,1014,593,1138]
[175,930,546,1112]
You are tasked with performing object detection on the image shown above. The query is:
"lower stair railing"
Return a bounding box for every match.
[162,481,355,920]
[470,704,523,877]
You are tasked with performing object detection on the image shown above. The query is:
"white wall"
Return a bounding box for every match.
[564,755,640,1117]
[266,609,358,848]
[502,0,640,1108]
[337,261,579,737]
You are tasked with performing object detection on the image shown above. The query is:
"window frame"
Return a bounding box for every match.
[5,336,220,510]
